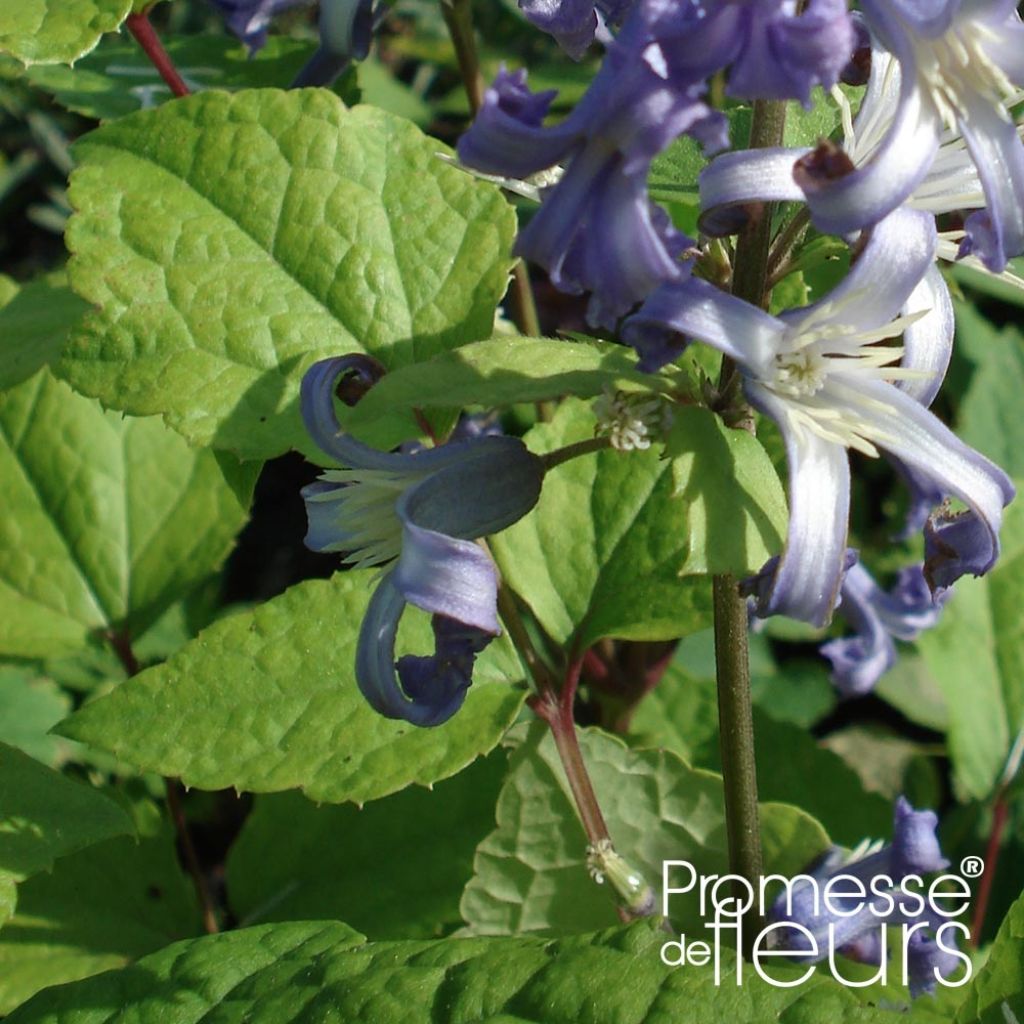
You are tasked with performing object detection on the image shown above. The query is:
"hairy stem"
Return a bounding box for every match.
[533,656,611,849]
[541,435,612,470]
[107,629,218,934]
[125,13,190,98]
[713,97,787,954]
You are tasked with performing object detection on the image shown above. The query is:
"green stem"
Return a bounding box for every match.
[541,436,612,470]
[440,0,543,358]
[713,97,787,955]
[440,0,484,114]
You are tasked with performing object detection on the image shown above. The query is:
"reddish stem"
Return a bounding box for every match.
[125,12,190,98]
[970,794,1009,945]
[532,655,611,849]
[107,629,218,934]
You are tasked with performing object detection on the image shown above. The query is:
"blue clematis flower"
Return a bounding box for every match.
[457,0,729,330]
[624,207,1014,626]
[822,555,946,697]
[700,37,1024,285]
[300,356,544,726]
[209,0,374,87]
[768,797,962,998]
[801,0,1024,270]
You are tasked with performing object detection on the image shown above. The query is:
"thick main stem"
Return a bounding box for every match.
[125,13,190,98]
[713,97,787,954]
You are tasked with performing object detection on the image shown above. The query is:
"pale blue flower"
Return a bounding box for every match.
[624,207,1013,626]
[301,356,544,726]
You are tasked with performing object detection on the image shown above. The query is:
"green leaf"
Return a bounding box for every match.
[0,741,132,894]
[955,890,1024,1024]
[916,493,1024,800]
[491,400,714,649]
[3,917,901,1024]
[0,665,73,765]
[956,308,1024,478]
[0,801,200,1013]
[0,0,130,66]
[342,336,660,448]
[26,36,340,122]
[61,90,517,460]
[0,276,88,391]
[629,663,890,847]
[666,406,788,574]
[226,752,506,938]
[461,723,829,936]
[56,573,526,804]
[0,369,256,657]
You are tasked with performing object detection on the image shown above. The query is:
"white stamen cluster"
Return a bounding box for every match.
[765,295,930,454]
[306,466,428,569]
[915,22,1017,130]
[593,388,673,451]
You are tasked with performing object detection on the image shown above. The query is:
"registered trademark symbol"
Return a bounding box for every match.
[961,856,985,878]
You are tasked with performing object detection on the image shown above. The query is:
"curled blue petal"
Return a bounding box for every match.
[906,926,964,998]
[924,502,1012,592]
[892,795,949,875]
[518,0,632,59]
[356,572,489,726]
[727,0,856,105]
[822,559,944,697]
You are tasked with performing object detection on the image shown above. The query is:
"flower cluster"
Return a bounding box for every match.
[301,0,1019,766]
[768,797,964,998]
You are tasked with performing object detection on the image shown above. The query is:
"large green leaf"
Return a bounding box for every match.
[629,662,891,847]
[341,335,660,447]
[4,917,905,1024]
[61,90,516,460]
[955,890,1024,1024]
[0,369,256,657]
[0,666,73,765]
[916,494,1024,800]
[492,400,785,649]
[460,723,829,936]
[0,276,88,392]
[0,0,130,66]
[0,743,132,885]
[665,406,787,574]
[0,802,200,1013]
[491,400,715,649]
[56,573,527,804]
[955,306,1024,478]
[226,753,506,938]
